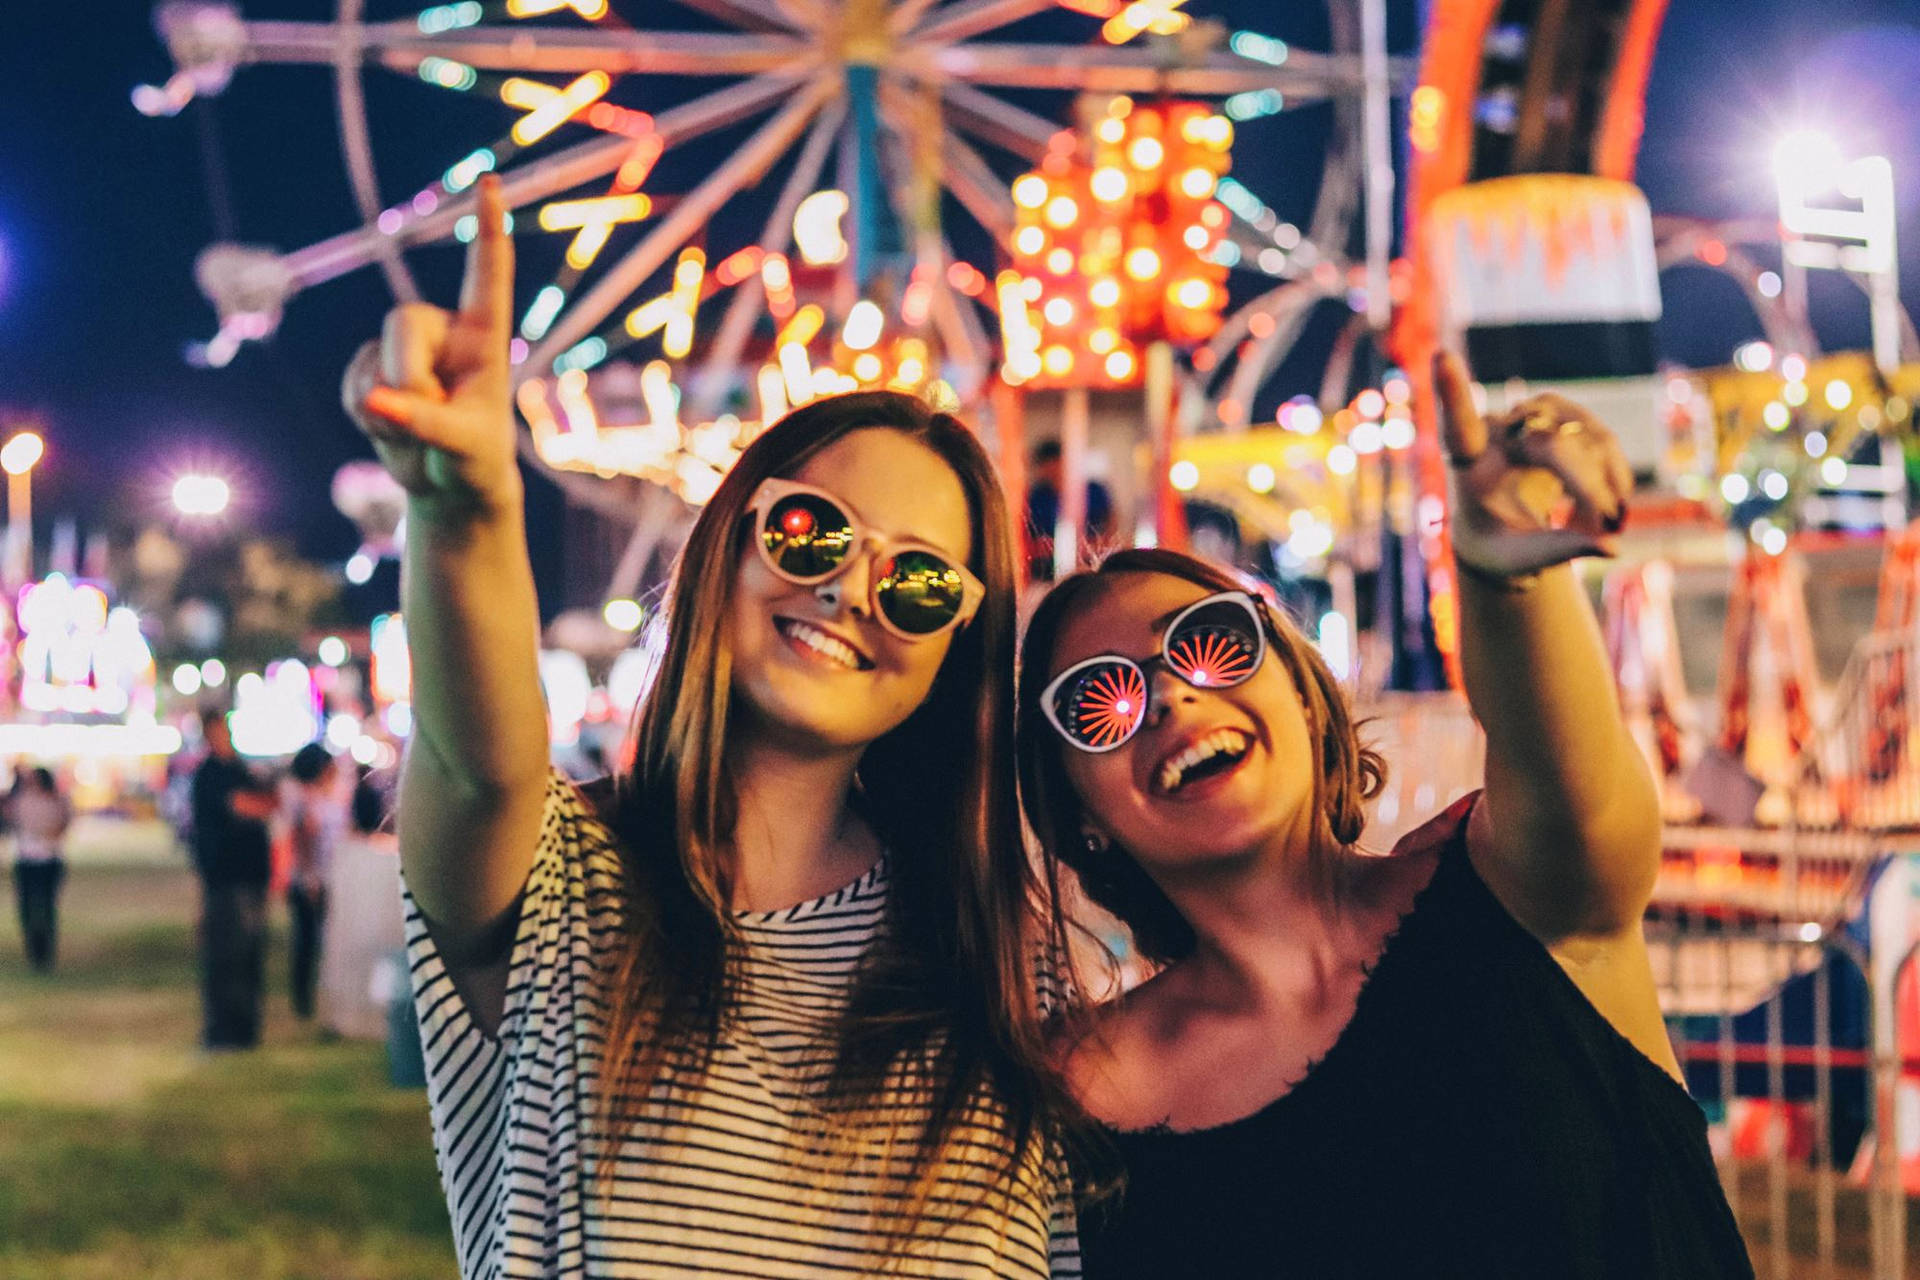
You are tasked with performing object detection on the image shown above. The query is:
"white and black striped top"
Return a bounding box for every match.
[406,771,1082,1278]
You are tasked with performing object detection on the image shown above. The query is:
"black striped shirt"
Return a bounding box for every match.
[406,771,1081,1278]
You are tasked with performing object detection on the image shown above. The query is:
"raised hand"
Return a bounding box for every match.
[341,174,521,518]
[1433,350,1633,580]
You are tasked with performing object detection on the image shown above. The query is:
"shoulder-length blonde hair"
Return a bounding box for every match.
[1016,548,1387,966]
[601,391,1069,1231]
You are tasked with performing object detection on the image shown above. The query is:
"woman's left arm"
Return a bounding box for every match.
[1435,353,1680,1077]
[1435,353,1661,944]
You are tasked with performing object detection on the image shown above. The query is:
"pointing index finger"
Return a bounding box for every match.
[1433,350,1486,465]
[460,174,514,339]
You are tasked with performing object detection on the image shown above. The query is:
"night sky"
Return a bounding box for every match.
[5,0,1920,610]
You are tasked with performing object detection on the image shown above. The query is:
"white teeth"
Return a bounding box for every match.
[782,619,862,670]
[1157,729,1251,793]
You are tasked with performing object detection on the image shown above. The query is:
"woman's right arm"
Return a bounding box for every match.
[341,176,550,972]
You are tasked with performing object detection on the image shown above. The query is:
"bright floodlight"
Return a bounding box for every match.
[1774,129,1844,194]
[0,432,44,476]
[172,473,231,517]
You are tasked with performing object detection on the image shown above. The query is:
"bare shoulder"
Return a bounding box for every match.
[1054,970,1195,1131]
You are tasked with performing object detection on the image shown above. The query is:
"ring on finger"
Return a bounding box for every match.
[1504,409,1582,458]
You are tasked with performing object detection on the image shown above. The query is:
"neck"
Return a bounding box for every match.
[724,731,878,912]
[1153,812,1373,1015]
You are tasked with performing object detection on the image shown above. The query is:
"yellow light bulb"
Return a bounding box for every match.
[1091,167,1130,202]
[1105,350,1136,380]
[1125,247,1162,281]
[1043,345,1074,377]
[1128,137,1164,170]
[1012,174,1049,209]
[1174,278,1212,309]
[1044,195,1080,228]
[1090,279,1121,308]
[1180,167,1216,199]
[1014,226,1047,256]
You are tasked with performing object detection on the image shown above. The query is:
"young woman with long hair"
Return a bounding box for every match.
[1017,356,1752,1278]
[346,176,1077,1277]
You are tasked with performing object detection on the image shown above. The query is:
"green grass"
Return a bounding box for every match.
[0,860,458,1279]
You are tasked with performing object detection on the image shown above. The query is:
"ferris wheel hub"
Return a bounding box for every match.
[833,0,895,66]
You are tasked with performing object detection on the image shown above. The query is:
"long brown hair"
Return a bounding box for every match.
[1017,548,1387,966]
[600,391,1068,1238]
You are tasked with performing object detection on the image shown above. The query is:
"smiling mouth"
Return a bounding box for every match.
[1154,728,1254,795]
[775,617,874,671]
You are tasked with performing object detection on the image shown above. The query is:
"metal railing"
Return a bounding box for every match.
[1366,633,1920,1277]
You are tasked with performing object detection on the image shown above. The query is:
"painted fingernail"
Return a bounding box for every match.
[364,387,412,426]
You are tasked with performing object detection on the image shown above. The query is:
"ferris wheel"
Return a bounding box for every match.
[141,0,1408,560]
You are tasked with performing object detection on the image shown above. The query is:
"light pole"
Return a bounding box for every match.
[1773,130,1903,376]
[0,431,44,587]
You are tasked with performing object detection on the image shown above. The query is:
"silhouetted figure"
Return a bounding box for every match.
[1025,439,1115,582]
[283,742,344,1021]
[191,710,276,1049]
[7,767,71,972]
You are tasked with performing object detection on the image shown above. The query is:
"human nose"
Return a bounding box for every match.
[1144,663,1194,730]
[826,536,879,620]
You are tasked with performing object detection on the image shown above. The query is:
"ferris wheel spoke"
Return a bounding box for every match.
[934,44,1409,97]
[1220,285,1323,425]
[936,129,1016,243]
[647,65,821,143]
[927,233,994,393]
[936,80,1057,162]
[690,98,848,418]
[887,0,945,35]
[527,76,837,372]
[241,21,809,78]
[910,0,1058,45]
[279,70,810,292]
[666,0,808,33]
[332,8,418,303]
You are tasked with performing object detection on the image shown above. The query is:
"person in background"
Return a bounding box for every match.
[283,742,344,1022]
[7,766,72,972]
[1026,439,1116,583]
[191,708,277,1050]
[349,761,390,837]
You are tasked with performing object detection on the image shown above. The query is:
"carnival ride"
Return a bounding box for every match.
[139,0,1427,597]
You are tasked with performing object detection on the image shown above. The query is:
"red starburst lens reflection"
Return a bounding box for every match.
[1166,626,1257,688]
[780,506,816,537]
[1071,663,1148,748]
